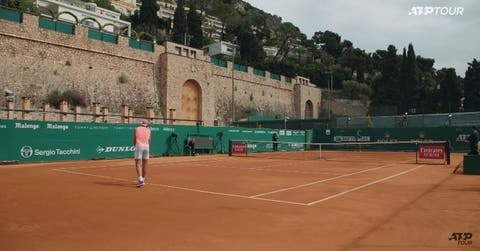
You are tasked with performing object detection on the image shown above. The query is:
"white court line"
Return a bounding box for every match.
[53,163,425,207]
[53,168,131,182]
[189,162,342,176]
[307,165,425,206]
[52,168,308,206]
[250,164,395,198]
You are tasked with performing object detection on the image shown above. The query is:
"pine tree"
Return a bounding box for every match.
[370,45,401,115]
[187,3,204,48]
[435,68,462,113]
[464,59,480,111]
[238,26,265,66]
[405,44,421,113]
[171,0,187,44]
[138,0,159,37]
[398,48,408,113]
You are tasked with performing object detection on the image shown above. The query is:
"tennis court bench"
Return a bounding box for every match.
[185,135,214,155]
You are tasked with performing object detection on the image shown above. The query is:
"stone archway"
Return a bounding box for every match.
[181,80,202,124]
[305,100,313,119]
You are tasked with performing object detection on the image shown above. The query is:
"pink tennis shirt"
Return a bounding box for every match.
[134,126,151,147]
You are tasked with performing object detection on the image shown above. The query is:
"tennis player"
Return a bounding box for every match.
[133,119,151,187]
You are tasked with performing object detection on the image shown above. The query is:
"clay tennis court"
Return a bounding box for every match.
[0,151,478,251]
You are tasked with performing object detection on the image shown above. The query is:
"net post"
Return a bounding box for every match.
[228,140,232,156]
[415,141,419,164]
[319,143,322,159]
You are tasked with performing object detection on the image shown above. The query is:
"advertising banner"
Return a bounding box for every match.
[418,145,445,159]
[0,120,307,163]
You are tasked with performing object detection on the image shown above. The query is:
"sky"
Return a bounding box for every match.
[243,0,480,77]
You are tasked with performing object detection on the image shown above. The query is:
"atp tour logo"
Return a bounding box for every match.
[449,232,473,246]
[408,6,464,16]
[20,146,33,158]
[96,145,136,154]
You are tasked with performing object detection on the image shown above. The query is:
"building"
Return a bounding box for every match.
[263,46,278,57]
[35,0,131,35]
[157,1,223,41]
[202,41,239,57]
[110,0,136,16]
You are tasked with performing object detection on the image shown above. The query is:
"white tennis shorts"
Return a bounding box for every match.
[134,146,150,160]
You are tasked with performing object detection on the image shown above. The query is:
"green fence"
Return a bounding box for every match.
[337,112,480,129]
[234,63,248,72]
[253,68,265,77]
[88,29,118,44]
[0,119,308,163]
[270,72,281,81]
[314,127,473,153]
[128,39,154,52]
[38,17,74,35]
[211,58,227,68]
[285,76,292,84]
[0,6,22,23]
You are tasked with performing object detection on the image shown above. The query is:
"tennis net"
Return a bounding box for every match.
[229,139,450,164]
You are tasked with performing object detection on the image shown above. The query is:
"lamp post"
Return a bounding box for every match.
[324,70,333,120]
[325,71,333,91]
[231,46,236,124]
[284,113,289,130]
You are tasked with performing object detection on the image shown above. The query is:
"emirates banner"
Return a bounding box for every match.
[418,144,445,159]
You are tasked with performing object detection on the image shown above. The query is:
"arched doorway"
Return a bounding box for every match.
[305,100,313,119]
[181,80,202,124]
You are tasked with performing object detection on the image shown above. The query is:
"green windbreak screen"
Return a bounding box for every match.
[270,73,281,80]
[88,29,102,40]
[129,39,153,52]
[56,21,74,34]
[253,68,265,77]
[211,58,227,68]
[129,39,139,48]
[234,63,247,72]
[0,6,22,23]
[314,127,472,153]
[0,120,307,163]
[39,17,56,30]
[140,41,153,51]
[88,29,118,44]
[39,17,74,34]
[103,32,118,44]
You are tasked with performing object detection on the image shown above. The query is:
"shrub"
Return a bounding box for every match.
[45,90,62,109]
[62,89,87,107]
[341,80,372,101]
[45,89,87,109]
[118,73,128,84]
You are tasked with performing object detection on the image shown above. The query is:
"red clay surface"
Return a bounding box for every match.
[0,152,479,251]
